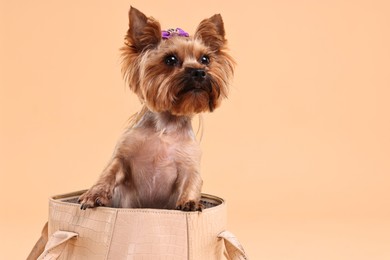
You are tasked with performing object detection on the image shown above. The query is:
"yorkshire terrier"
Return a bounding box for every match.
[78,6,234,211]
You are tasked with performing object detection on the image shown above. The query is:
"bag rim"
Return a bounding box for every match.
[49,190,226,215]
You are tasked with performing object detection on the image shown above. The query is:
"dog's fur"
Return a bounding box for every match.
[78,6,234,211]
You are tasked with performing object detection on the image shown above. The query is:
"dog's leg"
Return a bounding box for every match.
[78,157,124,209]
[175,167,203,211]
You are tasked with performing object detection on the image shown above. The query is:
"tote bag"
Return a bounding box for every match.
[34,190,248,260]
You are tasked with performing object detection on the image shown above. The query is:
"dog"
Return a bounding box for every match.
[78,6,234,211]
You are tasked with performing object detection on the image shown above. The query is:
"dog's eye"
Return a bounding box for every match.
[165,55,179,66]
[200,55,210,65]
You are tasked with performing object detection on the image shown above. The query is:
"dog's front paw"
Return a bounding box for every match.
[78,185,112,210]
[176,200,203,212]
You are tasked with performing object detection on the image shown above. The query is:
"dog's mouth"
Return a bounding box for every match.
[178,81,212,96]
[178,86,206,96]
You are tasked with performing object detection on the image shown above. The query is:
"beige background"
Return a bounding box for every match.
[1,0,390,259]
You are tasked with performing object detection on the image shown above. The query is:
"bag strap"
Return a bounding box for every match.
[37,230,78,260]
[27,222,48,260]
[218,230,249,260]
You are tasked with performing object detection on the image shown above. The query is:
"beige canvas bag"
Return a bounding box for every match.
[30,190,248,260]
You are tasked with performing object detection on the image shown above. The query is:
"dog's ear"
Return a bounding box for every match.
[194,14,226,51]
[125,6,161,51]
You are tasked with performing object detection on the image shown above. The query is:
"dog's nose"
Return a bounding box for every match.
[191,69,206,79]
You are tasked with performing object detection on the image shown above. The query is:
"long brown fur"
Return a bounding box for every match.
[78,6,234,211]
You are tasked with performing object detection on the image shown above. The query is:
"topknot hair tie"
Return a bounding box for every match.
[162,28,189,39]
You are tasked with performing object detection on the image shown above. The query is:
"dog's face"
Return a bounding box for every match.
[121,7,234,116]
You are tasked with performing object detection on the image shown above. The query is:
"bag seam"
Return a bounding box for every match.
[105,208,118,260]
[186,214,190,260]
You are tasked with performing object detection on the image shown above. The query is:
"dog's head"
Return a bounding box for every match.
[121,7,235,116]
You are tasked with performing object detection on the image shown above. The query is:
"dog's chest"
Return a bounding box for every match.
[127,129,199,188]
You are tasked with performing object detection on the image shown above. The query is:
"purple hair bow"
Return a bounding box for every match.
[162,28,189,39]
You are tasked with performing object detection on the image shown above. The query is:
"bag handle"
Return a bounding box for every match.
[218,230,249,260]
[37,230,78,260]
